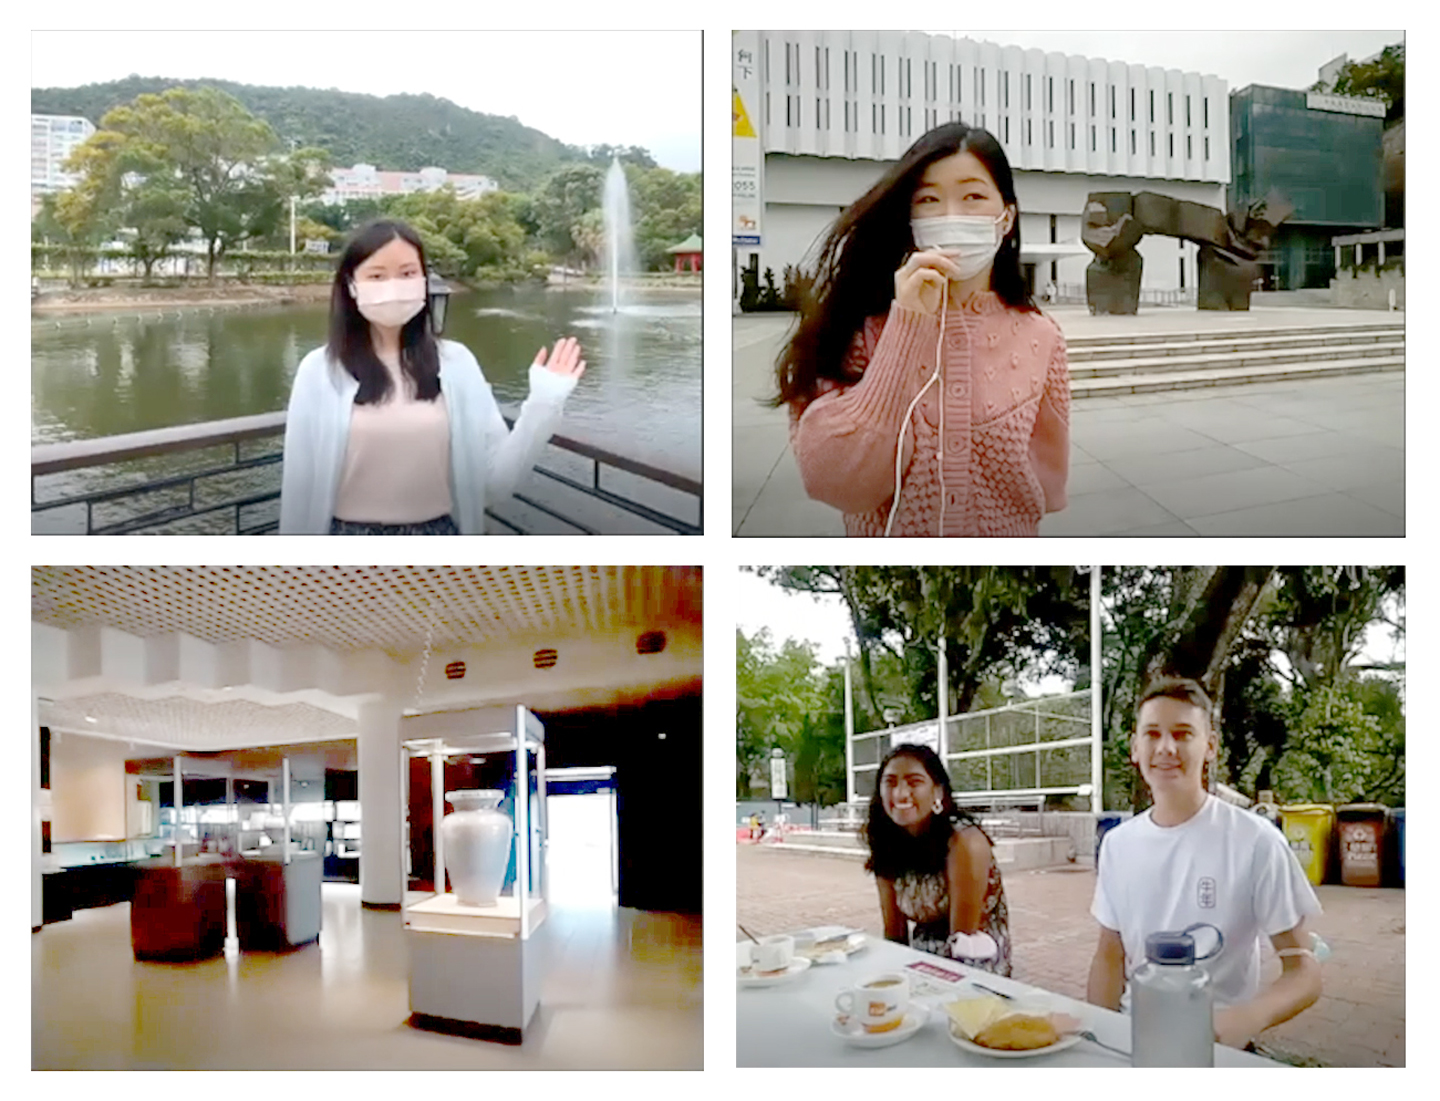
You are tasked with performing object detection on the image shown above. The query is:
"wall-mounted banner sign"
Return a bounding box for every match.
[1306,92,1387,118]
[733,30,763,246]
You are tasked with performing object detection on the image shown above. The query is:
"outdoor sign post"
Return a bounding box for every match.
[770,748,787,832]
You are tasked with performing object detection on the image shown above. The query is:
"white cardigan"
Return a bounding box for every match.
[279,340,576,534]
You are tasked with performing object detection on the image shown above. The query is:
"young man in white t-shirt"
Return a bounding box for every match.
[1086,677,1322,1049]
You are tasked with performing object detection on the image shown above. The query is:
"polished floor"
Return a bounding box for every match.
[32,880,703,1069]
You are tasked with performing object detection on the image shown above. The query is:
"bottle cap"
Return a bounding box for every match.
[1144,931,1197,965]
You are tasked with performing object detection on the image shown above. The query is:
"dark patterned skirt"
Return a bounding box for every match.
[329,514,459,535]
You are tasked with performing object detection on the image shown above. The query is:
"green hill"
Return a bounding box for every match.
[30,76,589,191]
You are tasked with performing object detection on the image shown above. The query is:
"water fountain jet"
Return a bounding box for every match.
[603,159,636,314]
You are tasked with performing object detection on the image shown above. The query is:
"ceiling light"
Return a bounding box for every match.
[85,716,97,723]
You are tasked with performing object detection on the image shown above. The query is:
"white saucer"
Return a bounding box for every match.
[832,1006,928,1048]
[738,956,812,987]
[947,1026,1083,1059]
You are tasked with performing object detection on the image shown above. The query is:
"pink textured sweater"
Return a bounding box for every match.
[790,293,1070,537]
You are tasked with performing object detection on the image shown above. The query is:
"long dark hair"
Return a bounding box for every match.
[329,219,441,405]
[775,122,1038,411]
[863,743,985,881]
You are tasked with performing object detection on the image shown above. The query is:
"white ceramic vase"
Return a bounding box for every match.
[441,789,512,907]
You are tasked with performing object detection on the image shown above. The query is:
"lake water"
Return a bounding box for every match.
[32,283,702,534]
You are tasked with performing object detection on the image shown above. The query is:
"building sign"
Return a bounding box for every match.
[1306,92,1387,118]
[444,661,466,680]
[303,238,329,254]
[733,31,763,246]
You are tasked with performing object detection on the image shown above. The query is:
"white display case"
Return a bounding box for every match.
[402,705,548,1043]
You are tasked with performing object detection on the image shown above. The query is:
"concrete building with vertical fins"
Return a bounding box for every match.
[733,30,1229,301]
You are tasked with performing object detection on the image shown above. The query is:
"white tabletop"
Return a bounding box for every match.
[737,934,1279,1067]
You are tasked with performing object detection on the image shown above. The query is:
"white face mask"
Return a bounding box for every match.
[350,276,427,328]
[910,211,1009,280]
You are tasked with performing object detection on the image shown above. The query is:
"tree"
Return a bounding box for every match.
[748,567,1089,725]
[736,628,825,798]
[71,87,302,279]
[1101,567,1404,810]
[39,187,111,286]
[533,163,604,265]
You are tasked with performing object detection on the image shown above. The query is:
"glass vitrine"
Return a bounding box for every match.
[400,705,548,1039]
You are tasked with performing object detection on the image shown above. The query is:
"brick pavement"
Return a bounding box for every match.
[737,844,1404,1067]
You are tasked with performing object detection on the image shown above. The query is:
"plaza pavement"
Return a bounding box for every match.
[736,844,1405,1067]
[732,305,1404,536]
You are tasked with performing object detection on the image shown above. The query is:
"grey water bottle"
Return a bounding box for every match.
[1131,922,1224,1067]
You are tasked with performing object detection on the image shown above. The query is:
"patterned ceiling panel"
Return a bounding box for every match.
[40,693,357,749]
[32,566,702,659]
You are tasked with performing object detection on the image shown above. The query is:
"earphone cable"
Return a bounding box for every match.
[884,280,948,537]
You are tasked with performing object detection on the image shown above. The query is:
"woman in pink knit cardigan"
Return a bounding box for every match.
[776,122,1070,537]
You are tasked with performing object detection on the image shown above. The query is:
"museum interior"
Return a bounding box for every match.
[31,565,703,1070]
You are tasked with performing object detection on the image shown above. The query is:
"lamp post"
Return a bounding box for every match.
[427,273,452,336]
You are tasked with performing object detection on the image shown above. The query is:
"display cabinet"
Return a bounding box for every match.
[402,705,548,1042]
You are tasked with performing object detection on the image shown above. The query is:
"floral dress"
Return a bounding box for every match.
[892,828,1013,976]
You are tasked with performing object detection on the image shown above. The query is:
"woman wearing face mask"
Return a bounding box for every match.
[864,743,1012,974]
[279,219,584,534]
[776,122,1069,537]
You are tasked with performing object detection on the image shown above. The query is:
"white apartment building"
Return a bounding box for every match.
[320,163,499,205]
[733,30,1231,298]
[32,114,96,197]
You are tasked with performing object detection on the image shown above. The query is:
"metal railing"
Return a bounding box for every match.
[32,412,702,535]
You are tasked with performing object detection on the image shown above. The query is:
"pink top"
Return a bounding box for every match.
[332,359,453,524]
[789,293,1070,537]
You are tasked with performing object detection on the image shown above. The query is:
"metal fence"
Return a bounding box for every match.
[849,689,1096,810]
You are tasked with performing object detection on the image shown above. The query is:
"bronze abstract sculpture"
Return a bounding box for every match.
[1082,191,1293,313]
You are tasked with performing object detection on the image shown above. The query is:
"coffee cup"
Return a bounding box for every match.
[753,934,794,974]
[835,972,909,1033]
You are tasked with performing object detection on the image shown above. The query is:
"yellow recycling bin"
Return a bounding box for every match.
[1279,804,1336,886]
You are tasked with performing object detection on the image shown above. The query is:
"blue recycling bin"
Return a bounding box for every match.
[1096,813,1125,864]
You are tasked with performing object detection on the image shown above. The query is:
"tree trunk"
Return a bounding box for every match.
[1148,566,1275,693]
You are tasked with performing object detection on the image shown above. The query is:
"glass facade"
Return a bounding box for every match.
[1231,85,1382,225]
[1231,86,1383,288]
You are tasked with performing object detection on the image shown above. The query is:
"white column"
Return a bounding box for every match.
[359,698,404,906]
[32,691,43,930]
[843,641,856,804]
[936,633,949,774]
[1090,567,1103,816]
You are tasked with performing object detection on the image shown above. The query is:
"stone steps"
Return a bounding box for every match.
[1068,329,1404,361]
[1070,340,1405,379]
[1074,354,1404,398]
[1069,323,1405,397]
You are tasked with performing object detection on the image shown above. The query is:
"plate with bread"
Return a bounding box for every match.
[942,993,1083,1059]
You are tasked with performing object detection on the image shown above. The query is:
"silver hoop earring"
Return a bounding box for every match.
[933,796,944,815]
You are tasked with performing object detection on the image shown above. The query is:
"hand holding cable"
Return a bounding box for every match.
[894,250,964,315]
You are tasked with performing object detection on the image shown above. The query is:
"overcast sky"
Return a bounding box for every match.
[933,30,1403,92]
[30,30,700,172]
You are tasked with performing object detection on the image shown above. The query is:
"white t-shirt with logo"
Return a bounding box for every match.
[1092,795,1321,1010]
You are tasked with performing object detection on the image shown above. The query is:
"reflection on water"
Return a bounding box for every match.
[32,284,702,478]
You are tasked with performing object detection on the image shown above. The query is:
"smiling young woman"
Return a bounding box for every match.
[279,219,586,535]
[775,121,1071,537]
[862,743,1012,974]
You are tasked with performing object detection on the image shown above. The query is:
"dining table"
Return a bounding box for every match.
[737,929,1280,1067]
